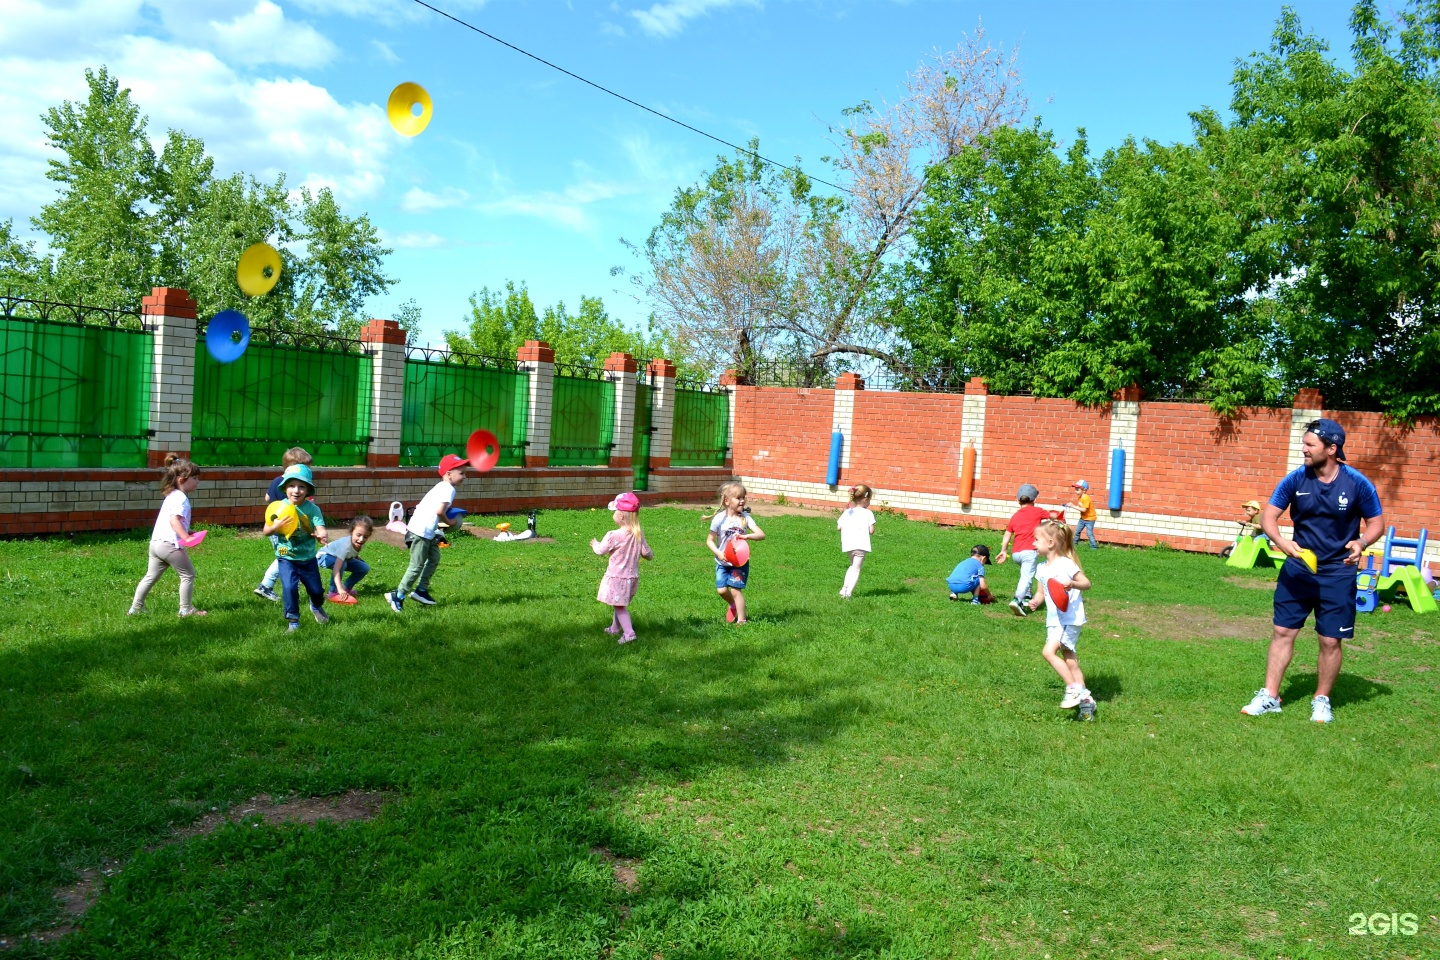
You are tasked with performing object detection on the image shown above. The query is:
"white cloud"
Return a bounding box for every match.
[211,1,339,68]
[0,0,144,57]
[370,39,400,63]
[400,185,471,213]
[479,179,638,233]
[629,0,758,39]
[389,230,449,248]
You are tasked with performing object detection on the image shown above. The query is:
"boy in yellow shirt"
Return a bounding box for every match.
[1067,479,1099,550]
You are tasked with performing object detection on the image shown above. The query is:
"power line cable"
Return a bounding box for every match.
[409,0,852,195]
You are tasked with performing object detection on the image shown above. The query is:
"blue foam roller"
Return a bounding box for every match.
[1108,447,1126,511]
[206,310,251,364]
[826,430,843,486]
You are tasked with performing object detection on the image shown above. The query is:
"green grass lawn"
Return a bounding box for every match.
[1,504,1437,958]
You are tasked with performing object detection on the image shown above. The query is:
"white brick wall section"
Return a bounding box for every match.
[523,360,554,460]
[1107,401,1140,494]
[649,375,675,461]
[725,386,738,463]
[369,341,406,458]
[960,393,987,480]
[149,311,196,447]
[832,389,857,469]
[1289,406,1322,472]
[606,369,636,461]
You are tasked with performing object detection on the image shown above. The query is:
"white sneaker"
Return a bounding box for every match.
[1008,599,1028,618]
[1310,695,1333,723]
[1059,688,1085,709]
[1240,689,1282,715]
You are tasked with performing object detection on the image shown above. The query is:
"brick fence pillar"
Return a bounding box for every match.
[646,359,676,470]
[1107,383,1144,508]
[832,372,863,483]
[603,352,638,468]
[141,287,198,467]
[719,369,747,471]
[518,340,555,467]
[360,319,406,467]
[960,376,988,507]
[1289,388,1325,472]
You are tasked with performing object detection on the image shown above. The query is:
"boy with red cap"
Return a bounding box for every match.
[387,454,467,612]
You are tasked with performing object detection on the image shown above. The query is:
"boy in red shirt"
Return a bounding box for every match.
[997,483,1050,616]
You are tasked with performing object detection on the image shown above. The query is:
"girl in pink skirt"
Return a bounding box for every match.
[590,492,654,643]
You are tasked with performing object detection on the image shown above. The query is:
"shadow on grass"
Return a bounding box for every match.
[1279,671,1393,709]
[0,601,874,956]
[1086,671,1124,703]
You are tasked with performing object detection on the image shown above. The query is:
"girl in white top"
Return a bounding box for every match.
[837,483,876,599]
[1026,520,1093,712]
[706,480,766,624]
[129,455,206,617]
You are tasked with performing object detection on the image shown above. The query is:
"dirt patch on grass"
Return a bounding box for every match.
[1223,575,1276,591]
[172,789,388,840]
[8,791,388,950]
[591,846,641,893]
[466,527,555,544]
[1102,603,1272,643]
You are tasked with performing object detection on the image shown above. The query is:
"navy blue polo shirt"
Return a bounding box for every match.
[266,475,286,503]
[1268,464,1382,571]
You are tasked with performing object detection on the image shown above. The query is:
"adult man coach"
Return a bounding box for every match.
[1240,419,1383,723]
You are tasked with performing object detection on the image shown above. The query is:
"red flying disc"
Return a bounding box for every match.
[466,429,501,472]
[1046,578,1070,613]
[1048,509,1064,521]
[178,530,207,548]
[723,538,750,567]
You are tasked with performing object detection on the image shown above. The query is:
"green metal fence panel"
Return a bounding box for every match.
[632,381,652,490]
[0,313,152,468]
[192,336,372,466]
[672,387,729,466]
[401,351,529,467]
[550,373,615,466]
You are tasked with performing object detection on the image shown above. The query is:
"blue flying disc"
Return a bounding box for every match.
[206,310,251,364]
[445,507,468,524]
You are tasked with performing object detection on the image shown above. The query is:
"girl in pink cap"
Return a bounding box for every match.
[591,492,654,643]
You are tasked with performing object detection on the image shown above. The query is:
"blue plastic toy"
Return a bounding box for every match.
[826,429,843,486]
[206,310,251,364]
[1108,448,1125,511]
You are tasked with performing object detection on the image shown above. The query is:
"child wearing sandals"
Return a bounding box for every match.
[1026,520,1095,717]
[707,480,766,624]
[129,455,206,618]
[591,492,654,644]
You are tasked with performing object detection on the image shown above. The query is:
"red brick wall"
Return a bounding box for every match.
[978,397,1112,507]
[1128,404,1292,517]
[1327,412,1440,538]
[848,392,967,494]
[732,386,833,483]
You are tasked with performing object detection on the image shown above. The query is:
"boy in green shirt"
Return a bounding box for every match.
[260,463,330,631]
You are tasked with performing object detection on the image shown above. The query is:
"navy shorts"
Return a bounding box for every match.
[715,561,749,590]
[1273,561,1357,639]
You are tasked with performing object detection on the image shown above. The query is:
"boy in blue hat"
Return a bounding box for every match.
[259,463,330,631]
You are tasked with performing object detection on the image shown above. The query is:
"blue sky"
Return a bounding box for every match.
[0,0,1358,347]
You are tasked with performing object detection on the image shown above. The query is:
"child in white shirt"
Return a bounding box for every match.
[1027,520,1095,715]
[837,483,876,599]
[129,455,206,617]
[386,454,467,612]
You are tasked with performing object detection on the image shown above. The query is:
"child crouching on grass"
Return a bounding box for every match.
[260,463,329,631]
[707,480,765,624]
[591,492,654,644]
[129,455,206,618]
[318,515,372,604]
[1027,520,1094,717]
[946,544,993,604]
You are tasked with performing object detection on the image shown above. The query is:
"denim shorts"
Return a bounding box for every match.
[715,561,749,590]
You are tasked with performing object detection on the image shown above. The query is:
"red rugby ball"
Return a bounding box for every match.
[1046,577,1070,613]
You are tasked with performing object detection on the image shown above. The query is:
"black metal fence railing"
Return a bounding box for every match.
[1,290,146,330]
[406,344,523,370]
[552,359,610,380]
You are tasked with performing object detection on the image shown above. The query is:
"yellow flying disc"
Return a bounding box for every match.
[264,501,299,538]
[387,82,433,137]
[237,242,282,297]
[1299,548,1318,573]
[496,522,511,532]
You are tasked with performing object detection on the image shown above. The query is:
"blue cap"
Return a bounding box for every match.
[280,463,315,492]
[1306,418,1347,461]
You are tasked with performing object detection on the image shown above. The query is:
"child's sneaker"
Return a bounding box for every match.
[949,591,959,601]
[1077,697,1097,721]
[311,606,330,625]
[254,585,279,602]
[1240,689,1283,715]
[287,620,300,632]
[385,591,404,613]
[970,597,981,605]
[411,590,437,606]
[1059,687,1085,709]
[1008,599,1028,617]
[127,606,146,616]
[1310,695,1333,723]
